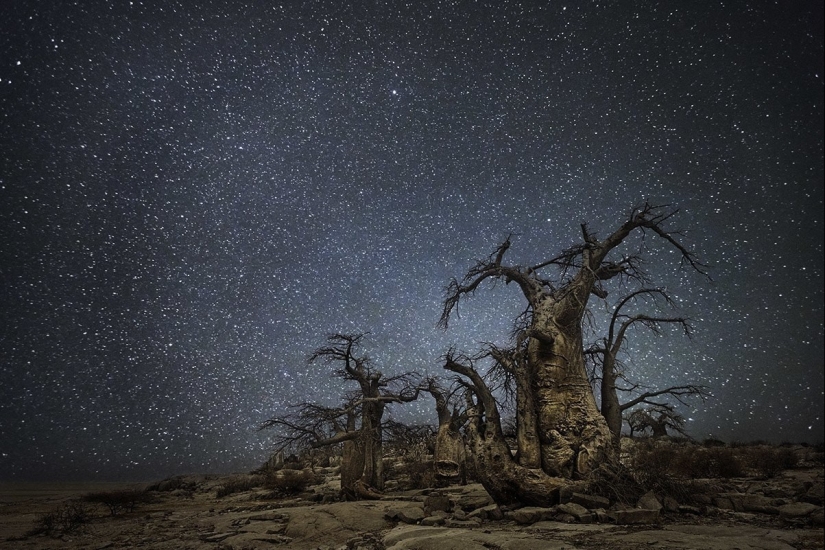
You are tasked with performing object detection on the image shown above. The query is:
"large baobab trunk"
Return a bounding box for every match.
[359,399,386,492]
[340,411,365,499]
[530,318,615,478]
[446,358,565,505]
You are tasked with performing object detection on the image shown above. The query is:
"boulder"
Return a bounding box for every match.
[778,502,820,520]
[396,507,425,525]
[557,502,593,523]
[715,493,779,514]
[570,492,610,510]
[506,506,555,524]
[637,490,663,512]
[663,496,680,513]
[423,494,452,515]
[450,484,494,511]
[468,504,504,521]
[613,508,660,525]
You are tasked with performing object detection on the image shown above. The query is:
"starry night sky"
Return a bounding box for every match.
[1,1,822,482]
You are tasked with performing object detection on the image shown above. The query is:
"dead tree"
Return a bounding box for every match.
[261,333,423,499]
[587,288,708,448]
[439,202,707,504]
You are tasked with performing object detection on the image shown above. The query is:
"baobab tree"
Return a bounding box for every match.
[439,202,707,505]
[261,333,423,499]
[424,378,468,485]
[626,404,689,438]
[587,288,708,448]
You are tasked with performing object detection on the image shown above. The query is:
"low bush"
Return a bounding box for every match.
[83,489,156,516]
[28,501,92,536]
[263,469,316,497]
[215,475,265,498]
[745,446,798,478]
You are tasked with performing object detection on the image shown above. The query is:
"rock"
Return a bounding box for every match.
[424,494,452,515]
[590,524,807,550]
[201,533,233,542]
[778,502,820,519]
[444,517,481,527]
[397,507,425,525]
[468,504,504,521]
[637,490,662,512]
[613,508,660,525]
[570,492,610,510]
[663,496,680,513]
[678,505,703,515]
[593,509,612,523]
[506,506,555,524]
[810,508,824,527]
[248,512,289,521]
[450,484,494,512]
[802,482,824,505]
[714,493,779,514]
[420,515,445,526]
[557,502,592,522]
[382,524,572,550]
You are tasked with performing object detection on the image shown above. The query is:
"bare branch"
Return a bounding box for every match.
[619,384,709,412]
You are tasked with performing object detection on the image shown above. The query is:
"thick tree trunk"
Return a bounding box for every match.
[340,414,365,499]
[514,358,541,469]
[360,402,385,491]
[464,397,565,506]
[531,305,616,478]
[341,439,366,499]
[434,424,466,485]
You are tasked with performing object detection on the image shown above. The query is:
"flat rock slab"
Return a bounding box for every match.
[382,524,571,550]
[588,524,807,550]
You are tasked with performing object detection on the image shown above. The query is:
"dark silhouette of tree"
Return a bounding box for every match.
[626,404,689,438]
[586,288,708,447]
[439,202,707,505]
[261,333,423,499]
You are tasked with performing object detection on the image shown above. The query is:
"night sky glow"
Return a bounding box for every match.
[1,1,822,482]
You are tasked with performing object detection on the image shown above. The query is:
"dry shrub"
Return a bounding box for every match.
[263,469,316,497]
[679,447,745,479]
[27,501,92,536]
[617,439,738,505]
[215,475,265,498]
[582,462,646,506]
[83,489,155,516]
[745,446,798,478]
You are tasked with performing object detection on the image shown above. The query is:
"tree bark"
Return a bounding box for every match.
[530,313,615,478]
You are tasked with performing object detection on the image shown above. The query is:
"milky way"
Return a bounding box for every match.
[1,1,822,481]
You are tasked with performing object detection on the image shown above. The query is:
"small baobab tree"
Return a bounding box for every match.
[261,333,423,499]
[439,202,707,505]
[424,378,468,485]
[587,288,708,448]
[626,404,690,438]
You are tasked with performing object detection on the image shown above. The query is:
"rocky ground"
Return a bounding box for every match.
[1,451,822,550]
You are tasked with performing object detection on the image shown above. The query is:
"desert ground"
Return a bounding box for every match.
[1,442,823,550]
